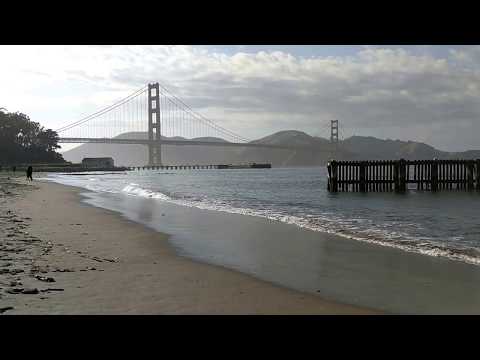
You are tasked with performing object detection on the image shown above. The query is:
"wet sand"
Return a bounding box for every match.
[0,176,377,314]
[82,184,480,314]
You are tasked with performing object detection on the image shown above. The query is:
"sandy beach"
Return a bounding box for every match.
[0,176,377,314]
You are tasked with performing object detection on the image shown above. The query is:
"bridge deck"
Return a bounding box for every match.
[59,137,325,150]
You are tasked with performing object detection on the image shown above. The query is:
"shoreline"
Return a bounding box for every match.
[41,175,480,314]
[0,177,377,314]
[46,169,480,269]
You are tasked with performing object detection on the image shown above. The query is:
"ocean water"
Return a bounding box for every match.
[42,167,480,267]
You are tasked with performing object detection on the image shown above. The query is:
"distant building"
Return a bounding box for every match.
[82,157,114,169]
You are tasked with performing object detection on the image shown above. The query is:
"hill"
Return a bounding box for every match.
[342,136,480,160]
[62,132,244,166]
[61,131,480,167]
[243,130,340,166]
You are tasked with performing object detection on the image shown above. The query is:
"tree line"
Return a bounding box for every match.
[0,109,65,165]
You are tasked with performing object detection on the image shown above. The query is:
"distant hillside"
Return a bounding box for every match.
[61,131,480,167]
[62,132,244,166]
[252,130,329,147]
[341,136,480,160]
[244,130,343,166]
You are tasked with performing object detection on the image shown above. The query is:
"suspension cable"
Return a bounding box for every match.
[56,85,147,133]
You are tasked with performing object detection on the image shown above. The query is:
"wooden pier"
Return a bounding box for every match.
[131,163,272,171]
[327,159,480,192]
[131,164,217,171]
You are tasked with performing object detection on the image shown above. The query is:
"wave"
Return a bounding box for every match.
[120,183,480,267]
[122,184,171,201]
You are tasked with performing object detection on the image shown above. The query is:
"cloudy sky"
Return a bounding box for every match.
[1,45,479,152]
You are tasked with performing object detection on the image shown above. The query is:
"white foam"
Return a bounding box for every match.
[123,184,171,201]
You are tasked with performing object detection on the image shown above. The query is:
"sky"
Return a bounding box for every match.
[0,45,479,152]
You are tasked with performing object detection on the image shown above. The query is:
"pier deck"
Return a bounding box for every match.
[131,163,271,171]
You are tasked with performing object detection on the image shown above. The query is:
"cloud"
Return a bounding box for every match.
[0,45,479,151]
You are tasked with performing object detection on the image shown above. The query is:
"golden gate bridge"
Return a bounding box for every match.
[58,82,343,165]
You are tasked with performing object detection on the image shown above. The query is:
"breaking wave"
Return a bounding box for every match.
[121,183,480,267]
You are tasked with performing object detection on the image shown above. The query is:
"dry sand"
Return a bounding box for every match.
[0,176,379,314]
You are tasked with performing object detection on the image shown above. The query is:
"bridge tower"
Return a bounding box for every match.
[330,119,339,159]
[148,82,162,166]
[330,120,339,144]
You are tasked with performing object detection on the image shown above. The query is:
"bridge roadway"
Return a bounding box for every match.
[58,137,326,151]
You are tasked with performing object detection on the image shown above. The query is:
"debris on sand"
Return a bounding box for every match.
[52,268,75,273]
[0,179,71,310]
[6,288,23,294]
[30,266,50,274]
[1,268,24,275]
[21,288,39,294]
[9,269,25,275]
[40,288,64,293]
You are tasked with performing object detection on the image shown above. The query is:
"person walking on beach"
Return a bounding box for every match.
[26,166,33,181]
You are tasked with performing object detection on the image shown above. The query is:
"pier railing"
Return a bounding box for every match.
[327,159,480,192]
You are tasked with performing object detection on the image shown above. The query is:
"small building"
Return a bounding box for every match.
[82,157,114,169]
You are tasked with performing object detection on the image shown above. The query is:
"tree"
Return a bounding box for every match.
[0,109,65,164]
